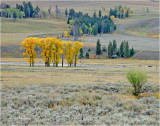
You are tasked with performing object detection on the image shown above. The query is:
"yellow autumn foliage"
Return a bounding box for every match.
[110,15,115,20]
[20,37,39,66]
[38,38,54,66]
[21,37,83,67]
[66,41,73,65]
[73,41,83,66]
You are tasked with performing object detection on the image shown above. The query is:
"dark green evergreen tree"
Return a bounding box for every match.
[23,2,27,18]
[93,23,98,36]
[96,39,102,55]
[6,4,10,8]
[114,24,117,30]
[102,46,106,52]
[126,9,129,17]
[124,41,130,58]
[80,48,84,58]
[65,8,68,17]
[13,11,17,20]
[130,47,135,57]
[98,10,102,18]
[69,8,75,17]
[117,48,121,57]
[67,17,70,24]
[93,11,97,18]
[120,41,124,57]
[28,2,34,17]
[86,52,89,59]
[108,41,113,58]
[112,40,117,54]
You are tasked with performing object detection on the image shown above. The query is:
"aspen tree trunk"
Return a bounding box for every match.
[74,56,76,67]
[30,56,31,67]
[47,58,50,67]
[55,53,58,67]
[62,56,63,67]
[53,53,55,67]
[32,62,34,67]
[32,55,34,67]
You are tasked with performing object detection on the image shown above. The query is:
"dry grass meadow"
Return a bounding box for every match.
[1,58,159,86]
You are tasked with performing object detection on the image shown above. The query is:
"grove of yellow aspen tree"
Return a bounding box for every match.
[66,41,74,66]
[61,42,67,67]
[21,37,83,67]
[52,39,63,67]
[73,41,83,67]
[20,37,39,67]
[38,38,54,67]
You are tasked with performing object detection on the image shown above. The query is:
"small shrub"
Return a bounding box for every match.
[115,101,125,108]
[155,93,160,99]
[128,103,142,112]
[1,100,8,107]
[145,109,154,115]
[126,69,147,96]
[93,95,102,100]
[104,105,113,112]
[64,98,76,106]
[123,111,136,118]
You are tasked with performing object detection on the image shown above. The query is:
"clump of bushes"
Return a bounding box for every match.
[126,69,147,96]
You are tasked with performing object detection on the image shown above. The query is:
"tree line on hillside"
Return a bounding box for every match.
[0,2,65,19]
[109,5,133,19]
[20,37,83,67]
[0,2,41,19]
[65,8,116,41]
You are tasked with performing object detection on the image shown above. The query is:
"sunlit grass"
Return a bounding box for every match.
[1,59,159,86]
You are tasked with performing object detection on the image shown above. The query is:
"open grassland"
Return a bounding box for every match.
[1,59,159,86]
[1,58,159,66]
[116,17,159,38]
[1,18,68,46]
[1,18,67,33]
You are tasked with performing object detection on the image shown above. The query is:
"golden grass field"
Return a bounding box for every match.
[1,58,159,86]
